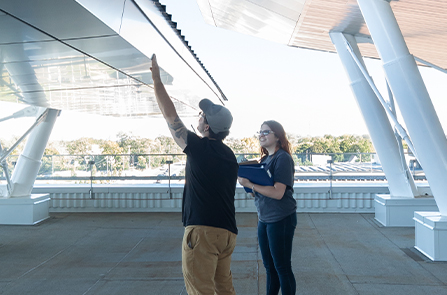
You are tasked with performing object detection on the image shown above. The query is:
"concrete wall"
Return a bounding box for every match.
[31,183,390,213]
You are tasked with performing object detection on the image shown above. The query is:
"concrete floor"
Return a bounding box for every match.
[1,212,446,295]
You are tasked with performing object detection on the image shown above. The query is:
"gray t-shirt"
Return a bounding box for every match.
[254,148,297,223]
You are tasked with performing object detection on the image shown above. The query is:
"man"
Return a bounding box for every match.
[151,54,238,295]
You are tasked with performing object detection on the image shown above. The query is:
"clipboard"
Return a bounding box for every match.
[238,163,274,193]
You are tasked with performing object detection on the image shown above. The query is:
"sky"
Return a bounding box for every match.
[1,0,447,142]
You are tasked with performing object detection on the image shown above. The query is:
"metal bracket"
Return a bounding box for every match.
[414,56,447,75]
[0,106,39,123]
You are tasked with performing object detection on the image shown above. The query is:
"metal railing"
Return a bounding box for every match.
[0,152,426,184]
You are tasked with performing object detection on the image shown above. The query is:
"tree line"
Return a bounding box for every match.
[0,133,375,175]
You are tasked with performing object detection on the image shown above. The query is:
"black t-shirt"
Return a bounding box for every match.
[182,131,238,235]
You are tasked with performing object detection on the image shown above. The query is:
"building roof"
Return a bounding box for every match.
[197,0,447,69]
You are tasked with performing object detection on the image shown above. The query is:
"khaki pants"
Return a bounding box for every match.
[182,225,237,295]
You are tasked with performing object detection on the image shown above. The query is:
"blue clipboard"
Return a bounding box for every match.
[238,163,274,193]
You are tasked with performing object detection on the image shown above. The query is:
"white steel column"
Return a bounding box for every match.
[9,108,60,197]
[330,32,417,198]
[357,0,447,216]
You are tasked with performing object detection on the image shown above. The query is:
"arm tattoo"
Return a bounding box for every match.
[168,116,188,145]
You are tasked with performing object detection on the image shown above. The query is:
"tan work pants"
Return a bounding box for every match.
[182,225,237,295]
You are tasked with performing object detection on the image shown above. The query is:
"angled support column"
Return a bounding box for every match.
[342,35,417,159]
[358,0,446,259]
[0,106,41,197]
[0,107,59,225]
[330,32,417,198]
[331,32,436,227]
[358,0,447,214]
[10,108,60,197]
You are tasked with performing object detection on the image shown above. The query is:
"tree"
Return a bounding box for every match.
[241,137,259,154]
[225,137,259,154]
[338,135,374,162]
[154,135,182,154]
[295,141,313,163]
[39,143,62,175]
[65,137,94,155]
[97,140,123,173]
[116,132,151,154]
[1,132,377,175]
[293,134,374,163]
[116,132,154,169]
[65,138,96,171]
[225,137,245,153]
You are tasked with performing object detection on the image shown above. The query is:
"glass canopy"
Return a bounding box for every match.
[0,0,226,118]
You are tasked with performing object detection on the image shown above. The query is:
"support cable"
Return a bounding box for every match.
[386,81,417,182]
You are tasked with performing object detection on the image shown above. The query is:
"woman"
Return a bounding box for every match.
[238,120,297,295]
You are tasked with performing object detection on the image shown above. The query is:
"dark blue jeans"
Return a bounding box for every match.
[258,212,297,295]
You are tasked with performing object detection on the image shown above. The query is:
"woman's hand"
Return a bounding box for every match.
[238,177,255,197]
[239,177,286,200]
[238,177,252,188]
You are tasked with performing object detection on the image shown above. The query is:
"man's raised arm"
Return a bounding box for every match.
[151,54,188,150]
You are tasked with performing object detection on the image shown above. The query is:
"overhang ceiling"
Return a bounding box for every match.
[0,0,226,118]
[197,0,447,70]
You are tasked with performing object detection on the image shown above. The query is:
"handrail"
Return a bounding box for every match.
[0,152,426,183]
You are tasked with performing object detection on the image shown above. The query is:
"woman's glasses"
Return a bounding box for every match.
[257,130,274,136]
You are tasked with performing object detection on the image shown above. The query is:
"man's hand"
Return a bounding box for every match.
[151,54,160,81]
[151,54,188,150]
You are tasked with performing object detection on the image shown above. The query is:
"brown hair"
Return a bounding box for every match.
[260,120,292,159]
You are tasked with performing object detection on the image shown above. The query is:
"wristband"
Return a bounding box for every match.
[251,184,255,193]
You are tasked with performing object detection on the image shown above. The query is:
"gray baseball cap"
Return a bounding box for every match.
[199,99,233,133]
